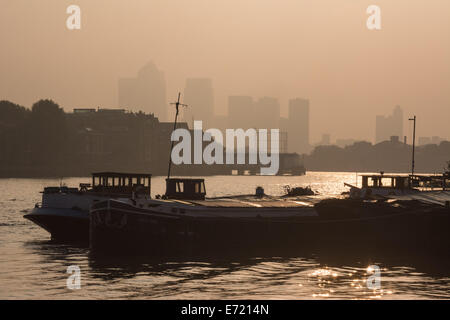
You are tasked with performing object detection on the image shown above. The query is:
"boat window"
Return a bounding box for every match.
[195,183,200,193]
[176,182,184,193]
[381,178,391,187]
[368,177,394,188]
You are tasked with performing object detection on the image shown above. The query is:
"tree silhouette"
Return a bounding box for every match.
[0,100,30,166]
[28,99,67,166]
[0,100,29,125]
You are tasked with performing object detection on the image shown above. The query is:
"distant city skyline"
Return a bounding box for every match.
[116,65,447,151]
[1,1,448,143]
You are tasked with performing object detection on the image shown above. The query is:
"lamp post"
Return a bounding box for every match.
[408,115,416,176]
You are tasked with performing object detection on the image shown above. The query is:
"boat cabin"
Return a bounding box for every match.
[91,172,152,196]
[165,178,206,200]
[358,173,449,192]
[361,175,411,190]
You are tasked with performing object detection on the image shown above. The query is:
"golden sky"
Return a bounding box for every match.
[1,0,449,142]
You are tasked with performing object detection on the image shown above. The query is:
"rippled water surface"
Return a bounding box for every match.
[0,172,449,299]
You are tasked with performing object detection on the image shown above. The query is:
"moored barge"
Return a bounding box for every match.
[90,176,450,254]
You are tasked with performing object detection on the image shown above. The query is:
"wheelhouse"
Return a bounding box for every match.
[165,178,206,200]
[361,175,411,190]
[91,172,152,196]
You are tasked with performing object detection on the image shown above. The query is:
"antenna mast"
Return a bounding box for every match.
[167,93,188,180]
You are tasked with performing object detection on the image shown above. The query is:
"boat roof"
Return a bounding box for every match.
[360,174,409,178]
[173,196,323,208]
[166,178,205,182]
[92,172,152,178]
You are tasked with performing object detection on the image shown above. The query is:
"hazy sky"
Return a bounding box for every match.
[1,0,449,143]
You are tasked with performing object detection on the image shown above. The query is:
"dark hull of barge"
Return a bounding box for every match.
[90,199,450,255]
[25,207,89,243]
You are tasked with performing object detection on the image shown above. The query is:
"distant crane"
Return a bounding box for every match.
[167,93,188,180]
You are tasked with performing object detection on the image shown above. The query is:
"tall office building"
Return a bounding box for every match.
[118,62,167,121]
[183,78,214,128]
[288,98,310,154]
[375,105,403,143]
[228,95,254,129]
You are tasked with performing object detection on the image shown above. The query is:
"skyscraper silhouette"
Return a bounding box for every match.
[118,62,167,120]
[375,105,403,143]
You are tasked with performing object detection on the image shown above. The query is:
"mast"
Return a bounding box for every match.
[167,93,188,180]
[408,115,416,176]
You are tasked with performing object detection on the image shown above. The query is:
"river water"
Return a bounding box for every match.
[0,172,449,299]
